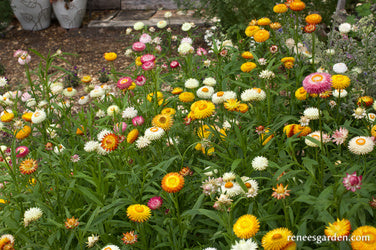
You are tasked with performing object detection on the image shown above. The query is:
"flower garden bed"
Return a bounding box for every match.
[0,2,376,249]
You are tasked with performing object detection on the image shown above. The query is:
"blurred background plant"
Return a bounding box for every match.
[0,0,13,37]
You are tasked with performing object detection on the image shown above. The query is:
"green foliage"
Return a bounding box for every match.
[0,0,12,32]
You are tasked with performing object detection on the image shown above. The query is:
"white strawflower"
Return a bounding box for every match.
[124,48,133,57]
[259,70,275,79]
[181,22,192,31]
[241,177,259,198]
[26,98,36,107]
[97,129,112,141]
[305,131,321,147]
[333,63,348,73]
[252,156,268,171]
[223,120,231,129]
[122,107,138,119]
[203,166,218,176]
[220,182,243,197]
[241,88,266,102]
[185,78,199,89]
[196,86,214,99]
[78,95,89,105]
[136,136,151,149]
[0,122,3,131]
[50,82,64,94]
[367,113,376,122]
[164,11,172,18]
[0,77,8,87]
[62,87,77,97]
[96,109,106,118]
[326,49,335,55]
[203,248,217,250]
[24,207,43,227]
[231,239,258,250]
[31,109,47,124]
[144,127,165,140]
[303,107,320,120]
[157,20,167,29]
[37,100,48,108]
[332,89,348,98]
[101,245,121,250]
[222,172,236,182]
[339,23,352,34]
[90,88,105,98]
[203,77,216,86]
[353,107,366,119]
[84,141,100,152]
[352,67,362,74]
[348,136,374,155]
[222,39,234,48]
[178,42,194,55]
[107,105,120,116]
[54,144,65,154]
[299,116,310,127]
[87,234,99,248]
[133,21,145,30]
[212,92,225,104]
[223,91,237,101]
[285,38,295,49]
[96,145,109,155]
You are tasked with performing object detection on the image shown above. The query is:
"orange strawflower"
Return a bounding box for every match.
[272,183,290,199]
[101,133,119,151]
[65,216,79,229]
[19,158,38,175]
[161,172,185,193]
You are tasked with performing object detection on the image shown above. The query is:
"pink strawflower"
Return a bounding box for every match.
[170,61,180,68]
[21,92,32,102]
[14,50,31,65]
[117,77,133,90]
[16,146,29,158]
[155,45,162,53]
[147,196,163,210]
[135,75,146,86]
[302,72,332,94]
[132,116,144,126]
[139,33,152,44]
[332,127,349,145]
[196,47,207,56]
[132,42,146,52]
[114,122,127,133]
[140,54,156,64]
[70,154,80,162]
[142,61,155,71]
[343,172,362,192]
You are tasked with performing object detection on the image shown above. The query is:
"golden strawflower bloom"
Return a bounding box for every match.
[224,99,240,111]
[293,125,312,137]
[1,111,14,123]
[19,158,38,175]
[238,103,249,113]
[161,107,176,116]
[241,62,257,73]
[179,92,195,103]
[76,126,84,135]
[81,75,92,83]
[22,112,33,122]
[104,52,117,61]
[233,214,260,239]
[152,114,174,131]
[272,183,291,199]
[273,4,288,13]
[270,22,282,30]
[15,125,32,140]
[161,172,185,193]
[262,227,295,250]
[295,87,307,100]
[257,17,272,26]
[127,204,151,223]
[290,1,306,11]
[305,14,322,24]
[371,125,376,137]
[127,129,139,144]
[135,56,142,66]
[171,87,183,95]
[245,25,260,37]
[351,225,376,249]
[331,75,350,89]
[241,51,254,59]
[253,29,270,43]
[190,100,215,119]
[324,218,351,240]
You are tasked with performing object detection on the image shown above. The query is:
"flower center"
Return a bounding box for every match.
[370,114,375,119]
[168,177,178,185]
[245,183,252,188]
[240,221,249,228]
[299,88,306,94]
[199,104,207,110]
[67,87,72,92]
[217,91,224,97]
[150,127,159,132]
[202,87,209,92]
[135,206,144,213]
[312,134,320,139]
[34,112,40,117]
[159,117,167,123]
[225,182,233,188]
[356,138,366,145]
[312,74,323,82]
[272,233,283,240]
[80,96,85,99]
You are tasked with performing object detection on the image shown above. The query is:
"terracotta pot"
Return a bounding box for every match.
[10,0,51,31]
[52,0,87,29]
